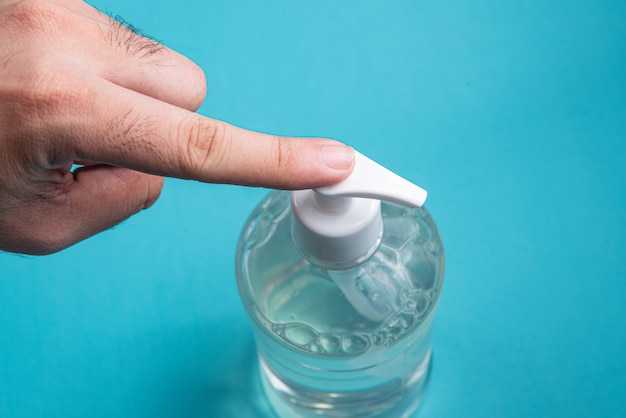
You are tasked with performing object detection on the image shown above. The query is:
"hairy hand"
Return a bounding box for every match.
[0,0,354,255]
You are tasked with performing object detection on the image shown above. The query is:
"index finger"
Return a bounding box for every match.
[54,75,355,190]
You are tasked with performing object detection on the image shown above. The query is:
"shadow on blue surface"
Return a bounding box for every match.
[144,321,276,418]
[200,342,275,418]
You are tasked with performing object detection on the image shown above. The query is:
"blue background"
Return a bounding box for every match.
[1,0,625,417]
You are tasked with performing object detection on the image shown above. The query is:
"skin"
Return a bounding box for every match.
[0,0,355,255]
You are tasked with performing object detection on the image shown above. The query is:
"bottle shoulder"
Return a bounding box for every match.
[237,190,443,270]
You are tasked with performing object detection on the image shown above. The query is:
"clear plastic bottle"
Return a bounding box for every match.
[236,153,444,418]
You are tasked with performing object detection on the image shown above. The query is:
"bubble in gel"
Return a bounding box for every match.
[319,334,342,353]
[388,318,404,336]
[372,330,389,346]
[308,342,322,353]
[342,335,370,354]
[272,324,285,336]
[284,324,318,347]
[399,313,414,329]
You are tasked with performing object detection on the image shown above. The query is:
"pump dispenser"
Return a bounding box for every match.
[292,151,428,269]
[236,150,444,418]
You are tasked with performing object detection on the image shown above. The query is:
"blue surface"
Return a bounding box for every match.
[1,1,625,417]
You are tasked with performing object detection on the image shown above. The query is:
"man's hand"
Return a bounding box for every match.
[0,0,355,255]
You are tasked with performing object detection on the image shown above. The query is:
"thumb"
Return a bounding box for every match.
[65,165,163,245]
[13,166,163,255]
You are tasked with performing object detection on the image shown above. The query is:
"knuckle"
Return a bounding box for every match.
[3,0,67,38]
[175,116,227,178]
[0,3,92,132]
[273,137,298,174]
[106,15,167,61]
[26,68,94,123]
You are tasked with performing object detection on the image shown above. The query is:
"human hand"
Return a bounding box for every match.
[0,0,355,255]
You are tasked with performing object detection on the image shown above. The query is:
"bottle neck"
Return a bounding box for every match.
[291,190,384,270]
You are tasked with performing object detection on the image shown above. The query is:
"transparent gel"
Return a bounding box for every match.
[236,191,444,418]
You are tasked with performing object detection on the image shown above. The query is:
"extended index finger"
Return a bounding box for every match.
[54,75,354,190]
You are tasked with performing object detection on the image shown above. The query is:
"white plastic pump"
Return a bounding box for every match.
[291,151,428,269]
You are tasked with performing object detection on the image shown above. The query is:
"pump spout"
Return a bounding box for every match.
[315,151,427,208]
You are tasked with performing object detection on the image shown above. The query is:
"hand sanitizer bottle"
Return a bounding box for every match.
[236,151,444,418]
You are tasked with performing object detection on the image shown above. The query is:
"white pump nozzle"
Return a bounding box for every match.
[291,151,427,269]
[315,152,427,208]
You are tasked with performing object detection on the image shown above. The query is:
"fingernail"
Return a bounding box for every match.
[321,144,354,170]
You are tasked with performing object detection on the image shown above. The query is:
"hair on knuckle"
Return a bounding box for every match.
[104,108,163,164]
[106,14,167,61]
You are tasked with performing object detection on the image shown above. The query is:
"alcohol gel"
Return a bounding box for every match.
[236,151,444,417]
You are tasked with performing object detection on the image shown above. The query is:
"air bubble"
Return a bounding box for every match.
[388,318,403,336]
[406,292,428,314]
[404,297,417,312]
[319,334,342,353]
[372,330,390,346]
[308,342,321,353]
[342,335,370,354]
[399,313,414,330]
[283,324,318,347]
[271,324,285,336]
